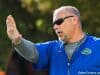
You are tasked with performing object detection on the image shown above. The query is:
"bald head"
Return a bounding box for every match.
[53,6,80,20]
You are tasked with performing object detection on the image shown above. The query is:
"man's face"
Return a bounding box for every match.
[53,12,76,42]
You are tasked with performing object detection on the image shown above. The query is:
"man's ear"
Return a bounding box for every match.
[72,16,79,25]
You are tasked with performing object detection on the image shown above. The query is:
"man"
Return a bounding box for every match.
[6,6,100,75]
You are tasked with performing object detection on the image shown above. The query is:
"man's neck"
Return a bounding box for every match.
[68,30,85,43]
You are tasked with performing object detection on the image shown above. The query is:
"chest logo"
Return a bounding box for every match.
[81,48,92,55]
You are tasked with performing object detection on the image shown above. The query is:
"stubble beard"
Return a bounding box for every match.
[58,35,68,43]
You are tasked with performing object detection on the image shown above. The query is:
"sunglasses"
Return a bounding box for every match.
[53,16,74,26]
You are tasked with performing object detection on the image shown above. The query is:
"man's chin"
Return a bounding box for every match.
[58,37,64,41]
[58,36,68,42]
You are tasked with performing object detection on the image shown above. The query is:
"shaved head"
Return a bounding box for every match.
[53,6,80,19]
[53,6,81,24]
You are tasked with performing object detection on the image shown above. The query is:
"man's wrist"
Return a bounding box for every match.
[12,38,22,46]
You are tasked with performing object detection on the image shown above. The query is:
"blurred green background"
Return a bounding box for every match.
[0,0,100,71]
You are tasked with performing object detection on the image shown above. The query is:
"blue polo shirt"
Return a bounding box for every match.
[33,35,100,75]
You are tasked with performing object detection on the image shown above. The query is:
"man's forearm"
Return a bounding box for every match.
[14,38,39,63]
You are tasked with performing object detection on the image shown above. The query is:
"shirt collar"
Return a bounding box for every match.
[58,33,87,47]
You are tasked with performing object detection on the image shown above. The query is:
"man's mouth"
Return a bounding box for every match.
[56,31,63,35]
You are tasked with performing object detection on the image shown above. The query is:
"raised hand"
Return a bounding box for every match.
[6,15,22,45]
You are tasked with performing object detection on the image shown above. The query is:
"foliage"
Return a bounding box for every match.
[0,0,100,70]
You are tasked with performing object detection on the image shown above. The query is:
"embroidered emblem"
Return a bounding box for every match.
[81,48,92,55]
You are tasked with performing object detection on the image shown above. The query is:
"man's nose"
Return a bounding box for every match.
[53,24,59,30]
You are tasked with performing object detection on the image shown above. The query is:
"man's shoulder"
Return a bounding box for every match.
[87,35,100,44]
[35,40,61,49]
[88,35,100,41]
[36,40,60,45]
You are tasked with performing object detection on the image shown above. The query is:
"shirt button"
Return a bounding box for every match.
[68,62,70,66]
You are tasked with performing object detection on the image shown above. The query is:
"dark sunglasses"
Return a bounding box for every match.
[53,16,74,26]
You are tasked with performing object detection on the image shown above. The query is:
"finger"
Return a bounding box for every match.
[6,15,15,27]
[6,15,16,29]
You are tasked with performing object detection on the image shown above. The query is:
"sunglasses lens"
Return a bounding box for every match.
[52,16,74,26]
[54,19,63,25]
